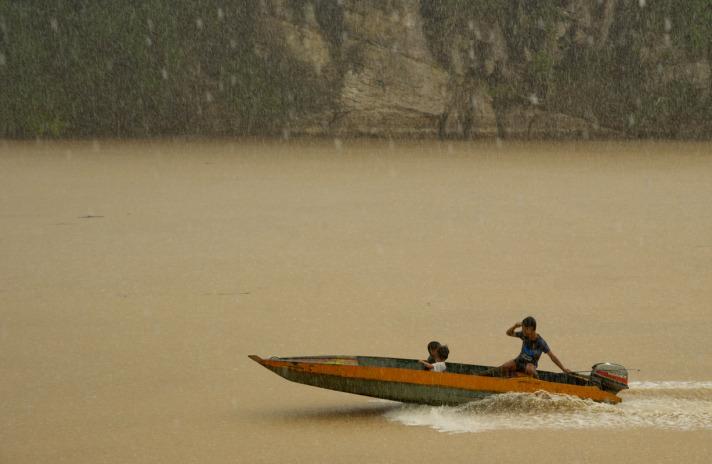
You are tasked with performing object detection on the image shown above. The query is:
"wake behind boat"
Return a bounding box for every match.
[249,355,628,405]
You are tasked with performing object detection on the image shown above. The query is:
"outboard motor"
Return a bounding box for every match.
[591,363,629,393]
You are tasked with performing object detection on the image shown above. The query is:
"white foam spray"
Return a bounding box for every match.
[384,382,712,433]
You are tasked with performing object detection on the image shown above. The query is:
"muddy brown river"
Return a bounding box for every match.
[1,139,711,463]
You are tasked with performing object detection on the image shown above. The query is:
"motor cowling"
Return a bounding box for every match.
[591,363,629,393]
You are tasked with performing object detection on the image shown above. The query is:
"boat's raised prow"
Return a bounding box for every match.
[249,354,625,405]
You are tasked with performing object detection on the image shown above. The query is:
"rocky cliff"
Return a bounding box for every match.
[253,0,712,139]
[1,0,710,138]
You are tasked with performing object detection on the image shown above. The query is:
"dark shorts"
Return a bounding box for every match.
[515,356,536,372]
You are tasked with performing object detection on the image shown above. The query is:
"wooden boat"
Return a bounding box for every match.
[249,355,628,405]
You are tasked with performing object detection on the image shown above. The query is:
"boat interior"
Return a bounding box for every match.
[271,355,590,387]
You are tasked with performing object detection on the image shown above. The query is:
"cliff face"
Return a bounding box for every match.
[1,1,710,138]
[256,0,449,137]
[255,0,712,138]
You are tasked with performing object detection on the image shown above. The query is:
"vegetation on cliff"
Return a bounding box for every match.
[1,1,711,138]
[0,1,330,137]
[421,0,712,137]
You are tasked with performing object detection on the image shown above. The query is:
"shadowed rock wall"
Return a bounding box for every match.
[1,0,711,138]
[257,0,712,139]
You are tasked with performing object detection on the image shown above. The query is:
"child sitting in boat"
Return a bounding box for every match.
[419,345,449,372]
[426,341,441,363]
[499,316,570,378]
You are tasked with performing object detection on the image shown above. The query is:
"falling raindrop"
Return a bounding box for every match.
[205,91,213,103]
[217,8,225,20]
[147,19,154,32]
[638,0,646,7]
[334,138,342,151]
[50,18,59,32]
[146,36,152,47]
[664,17,672,32]
[196,18,204,29]
[282,128,290,140]
[161,68,169,80]
[0,52,5,66]
[230,39,237,49]
[529,94,539,105]
[230,75,237,86]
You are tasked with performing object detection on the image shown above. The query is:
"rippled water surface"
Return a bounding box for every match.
[1,139,711,463]
[385,381,712,432]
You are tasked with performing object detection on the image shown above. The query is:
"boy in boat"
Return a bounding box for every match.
[420,344,449,372]
[499,316,570,378]
[426,341,441,363]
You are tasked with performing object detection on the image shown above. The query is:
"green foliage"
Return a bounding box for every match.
[0,0,337,137]
[421,0,560,101]
[420,0,504,69]
[529,49,554,96]
[636,80,703,136]
[546,0,712,136]
[645,0,712,57]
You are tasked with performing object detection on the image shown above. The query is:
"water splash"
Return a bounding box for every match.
[384,382,712,433]
[629,381,712,390]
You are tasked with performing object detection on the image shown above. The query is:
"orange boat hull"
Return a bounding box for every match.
[249,355,622,405]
